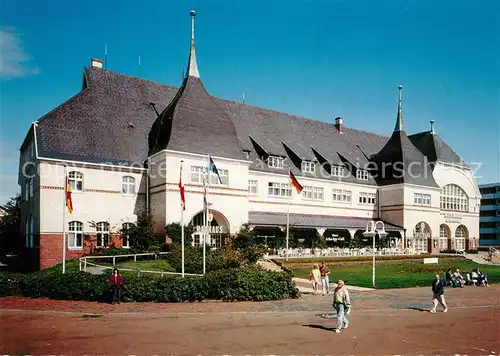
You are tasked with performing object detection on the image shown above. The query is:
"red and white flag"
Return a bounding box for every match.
[179,162,185,210]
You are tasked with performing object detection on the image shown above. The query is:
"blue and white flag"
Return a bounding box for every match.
[208,156,222,184]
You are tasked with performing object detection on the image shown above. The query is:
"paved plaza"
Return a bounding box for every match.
[1,285,499,355]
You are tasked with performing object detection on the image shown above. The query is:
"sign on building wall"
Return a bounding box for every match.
[443,213,463,224]
[195,225,225,234]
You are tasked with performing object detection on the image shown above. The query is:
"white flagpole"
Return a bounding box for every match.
[203,156,209,274]
[286,181,291,261]
[62,165,67,274]
[181,160,185,278]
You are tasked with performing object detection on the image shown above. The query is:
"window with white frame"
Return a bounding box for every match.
[190,166,229,185]
[439,224,449,251]
[414,192,431,206]
[331,165,348,178]
[210,168,229,185]
[69,171,84,192]
[313,187,324,201]
[301,161,315,173]
[359,192,376,204]
[121,176,136,194]
[454,225,467,251]
[210,235,222,248]
[302,186,323,201]
[267,156,284,169]
[268,182,291,197]
[440,184,468,212]
[332,189,352,203]
[96,222,110,247]
[356,169,369,180]
[122,222,134,248]
[68,221,83,248]
[248,180,258,195]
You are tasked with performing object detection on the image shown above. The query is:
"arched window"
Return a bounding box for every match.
[454,225,467,251]
[25,217,29,247]
[29,215,34,248]
[96,222,110,247]
[68,221,83,248]
[122,222,135,248]
[69,171,84,192]
[413,222,430,253]
[121,176,136,195]
[439,224,449,251]
[440,184,468,212]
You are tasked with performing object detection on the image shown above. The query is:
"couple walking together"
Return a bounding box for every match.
[310,262,331,295]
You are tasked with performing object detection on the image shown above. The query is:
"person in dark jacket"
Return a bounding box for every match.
[430,273,447,313]
[108,268,124,304]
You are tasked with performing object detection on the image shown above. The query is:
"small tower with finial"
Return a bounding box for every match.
[430,120,435,134]
[394,85,403,132]
[187,10,200,78]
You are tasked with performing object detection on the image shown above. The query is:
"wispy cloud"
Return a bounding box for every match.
[0,28,39,79]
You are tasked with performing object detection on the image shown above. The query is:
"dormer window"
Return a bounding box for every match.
[356,169,369,181]
[301,161,315,173]
[267,156,284,169]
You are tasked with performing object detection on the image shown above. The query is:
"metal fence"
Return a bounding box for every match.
[78,252,203,277]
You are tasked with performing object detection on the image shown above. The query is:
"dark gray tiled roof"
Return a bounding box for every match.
[249,211,404,231]
[149,75,246,160]
[36,67,178,165]
[33,67,466,188]
[408,131,470,168]
[370,130,439,187]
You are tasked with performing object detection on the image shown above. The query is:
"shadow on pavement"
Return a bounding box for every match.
[407,306,429,312]
[302,324,335,332]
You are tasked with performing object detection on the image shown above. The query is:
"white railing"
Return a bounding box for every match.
[78,252,203,277]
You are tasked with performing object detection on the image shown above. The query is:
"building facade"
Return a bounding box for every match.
[479,183,500,247]
[18,11,481,269]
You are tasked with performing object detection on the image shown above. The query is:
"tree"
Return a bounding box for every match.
[0,196,22,253]
[165,222,195,246]
[232,223,257,249]
[120,212,156,251]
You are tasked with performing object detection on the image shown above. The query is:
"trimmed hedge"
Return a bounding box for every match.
[0,266,299,302]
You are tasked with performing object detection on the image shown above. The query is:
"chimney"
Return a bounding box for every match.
[91,58,103,69]
[334,117,344,133]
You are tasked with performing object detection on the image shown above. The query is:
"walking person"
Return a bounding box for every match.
[310,264,321,295]
[108,268,124,304]
[320,262,330,296]
[332,280,351,333]
[430,273,447,313]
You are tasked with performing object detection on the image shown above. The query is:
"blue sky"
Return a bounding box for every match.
[1,0,499,204]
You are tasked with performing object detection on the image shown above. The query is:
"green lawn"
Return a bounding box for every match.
[292,260,500,289]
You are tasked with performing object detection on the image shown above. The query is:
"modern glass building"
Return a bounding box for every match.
[479,183,500,247]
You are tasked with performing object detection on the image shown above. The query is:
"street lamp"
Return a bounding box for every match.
[363,221,388,288]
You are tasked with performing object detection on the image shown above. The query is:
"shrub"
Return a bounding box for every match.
[86,247,143,257]
[0,266,299,302]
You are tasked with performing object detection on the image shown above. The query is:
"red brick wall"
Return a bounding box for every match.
[39,233,124,270]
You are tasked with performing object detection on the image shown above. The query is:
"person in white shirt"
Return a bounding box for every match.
[309,264,321,295]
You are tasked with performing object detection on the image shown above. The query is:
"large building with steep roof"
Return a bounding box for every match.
[18,11,480,269]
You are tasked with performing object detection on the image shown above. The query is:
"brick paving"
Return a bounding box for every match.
[1,284,498,316]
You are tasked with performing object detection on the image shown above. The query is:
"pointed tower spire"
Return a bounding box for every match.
[394,85,403,131]
[187,10,200,78]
